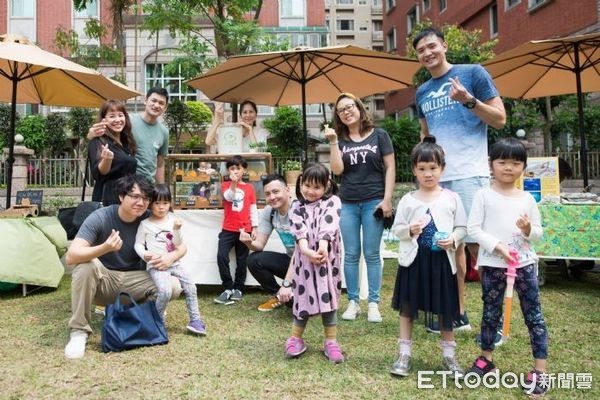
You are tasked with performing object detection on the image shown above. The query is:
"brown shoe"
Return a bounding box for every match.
[257,296,283,312]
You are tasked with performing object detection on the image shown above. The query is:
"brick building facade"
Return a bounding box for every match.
[384,0,600,116]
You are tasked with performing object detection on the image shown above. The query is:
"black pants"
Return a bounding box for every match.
[247,251,291,294]
[217,230,249,291]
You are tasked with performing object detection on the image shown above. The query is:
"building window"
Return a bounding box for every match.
[373,45,384,52]
[406,7,419,34]
[490,4,498,37]
[10,0,35,17]
[373,20,383,31]
[386,0,396,12]
[9,0,36,40]
[505,0,521,9]
[280,0,305,26]
[276,32,325,48]
[336,0,354,5]
[359,0,368,5]
[337,19,355,31]
[74,0,98,17]
[439,0,447,12]
[386,27,396,51]
[375,99,385,111]
[528,0,549,9]
[423,0,431,11]
[145,63,198,102]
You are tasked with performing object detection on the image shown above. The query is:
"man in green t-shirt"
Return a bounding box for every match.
[88,87,169,184]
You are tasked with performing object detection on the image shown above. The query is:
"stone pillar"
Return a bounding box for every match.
[315,143,331,170]
[3,141,35,207]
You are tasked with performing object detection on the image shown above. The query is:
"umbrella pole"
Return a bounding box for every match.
[300,54,308,165]
[5,72,18,209]
[574,43,589,189]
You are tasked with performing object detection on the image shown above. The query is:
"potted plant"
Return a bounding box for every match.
[282,160,302,185]
[248,141,268,153]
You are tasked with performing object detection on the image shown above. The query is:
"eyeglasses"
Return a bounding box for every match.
[336,103,356,115]
[126,193,151,203]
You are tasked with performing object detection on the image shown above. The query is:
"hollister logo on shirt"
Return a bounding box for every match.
[341,144,379,166]
[420,82,460,116]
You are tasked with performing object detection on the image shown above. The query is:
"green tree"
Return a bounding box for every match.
[263,107,304,158]
[45,113,68,157]
[0,104,20,150]
[186,101,213,132]
[67,107,95,158]
[164,100,192,153]
[378,116,420,182]
[551,96,600,152]
[16,115,47,156]
[407,21,497,87]
[54,19,121,75]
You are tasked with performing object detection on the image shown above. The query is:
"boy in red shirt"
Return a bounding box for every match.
[214,155,258,305]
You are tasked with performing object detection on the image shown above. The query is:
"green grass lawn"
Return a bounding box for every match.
[1,260,599,399]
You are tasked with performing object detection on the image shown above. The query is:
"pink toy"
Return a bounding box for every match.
[502,248,519,339]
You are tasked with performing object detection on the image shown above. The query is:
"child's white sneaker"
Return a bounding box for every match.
[342,300,360,320]
[367,302,382,323]
[64,329,88,359]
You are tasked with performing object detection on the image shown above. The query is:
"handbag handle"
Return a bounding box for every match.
[114,291,138,310]
[81,157,91,201]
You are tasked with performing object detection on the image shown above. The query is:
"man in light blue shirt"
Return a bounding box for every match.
[414,27,506,331]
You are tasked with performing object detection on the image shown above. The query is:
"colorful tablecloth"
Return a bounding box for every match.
[537,204,600,260]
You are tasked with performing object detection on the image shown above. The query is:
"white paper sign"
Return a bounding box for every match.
[217,123,244,154]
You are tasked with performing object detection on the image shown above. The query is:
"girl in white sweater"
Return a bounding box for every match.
[389,136,467,379]
[467,138,548,397]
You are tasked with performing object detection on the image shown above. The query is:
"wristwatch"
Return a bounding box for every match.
[281,279,292,288]
[463,98,477,109]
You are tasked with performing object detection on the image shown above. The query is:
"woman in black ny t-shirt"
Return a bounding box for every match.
[326,93,395,323]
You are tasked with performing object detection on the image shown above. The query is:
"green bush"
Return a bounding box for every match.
[0,104,20,150]
[45,113,68,157]
[378,115,420,182]
[186,101,212,131]
[263,106,304,158]
[16,115,47,156]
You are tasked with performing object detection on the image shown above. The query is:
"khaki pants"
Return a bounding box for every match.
[69,259,182,333]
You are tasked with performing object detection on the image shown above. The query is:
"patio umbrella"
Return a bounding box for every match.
[187,45,420,162]
[484,32,600,188]
[0,34,141,208]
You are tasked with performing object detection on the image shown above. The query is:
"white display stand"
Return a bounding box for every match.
[175,209,285,285]
[175,209,351,292]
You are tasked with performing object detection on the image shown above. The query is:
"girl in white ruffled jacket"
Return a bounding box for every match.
[389,136,467,379]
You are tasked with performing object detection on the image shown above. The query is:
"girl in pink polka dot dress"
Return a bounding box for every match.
[282,163,344,363]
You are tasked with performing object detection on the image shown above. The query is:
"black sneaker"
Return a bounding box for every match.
[467,356,497,377]
[453,312,471,331]
[522,369,549,398]
[426,312,472,334]
[475,331,504,348]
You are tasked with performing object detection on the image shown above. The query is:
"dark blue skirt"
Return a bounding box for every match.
[391,246,460,331]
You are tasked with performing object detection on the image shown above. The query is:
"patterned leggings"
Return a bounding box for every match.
[149,264,201,323]
[480,265,548,359]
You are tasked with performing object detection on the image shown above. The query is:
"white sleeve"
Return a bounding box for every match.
[467,190,500,253]
[250,204,259,227]
[524,196,543,243]
[134,222,147,259]
[391,196,412,241]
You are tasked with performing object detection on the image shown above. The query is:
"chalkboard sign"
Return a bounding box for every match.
[16,190,43,212]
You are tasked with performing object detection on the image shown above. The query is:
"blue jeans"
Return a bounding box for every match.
[340,198,384,303]
[441,176,490,243]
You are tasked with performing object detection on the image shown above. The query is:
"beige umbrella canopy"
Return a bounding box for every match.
[484,32,600,188]
[0,34,141,208]
[187,45,420,161]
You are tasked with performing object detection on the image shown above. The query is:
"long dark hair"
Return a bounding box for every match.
[239,100,258,127]
[295,163,338,202]
[331,92,374,141]
[98,99,136,155]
